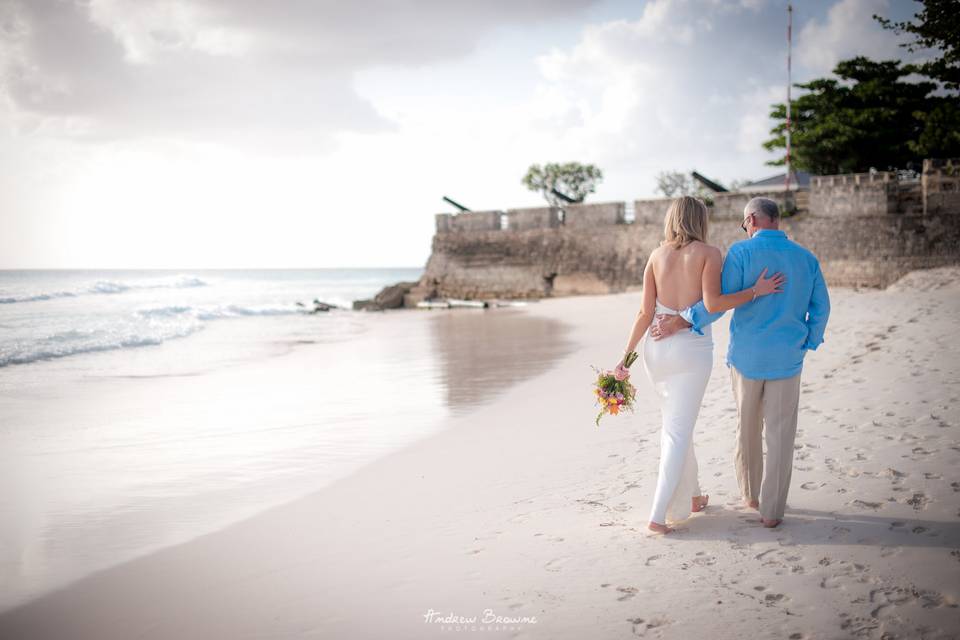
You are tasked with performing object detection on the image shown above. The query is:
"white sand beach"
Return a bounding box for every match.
[1,268,959,640]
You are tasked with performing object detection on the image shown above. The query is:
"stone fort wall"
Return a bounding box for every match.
[410,159,960,304]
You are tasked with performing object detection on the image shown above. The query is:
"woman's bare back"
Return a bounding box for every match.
[650,241,715,311]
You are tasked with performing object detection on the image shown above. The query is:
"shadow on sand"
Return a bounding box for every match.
[669,505,960,549]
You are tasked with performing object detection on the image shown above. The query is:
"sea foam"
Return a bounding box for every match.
[0,274,208,305]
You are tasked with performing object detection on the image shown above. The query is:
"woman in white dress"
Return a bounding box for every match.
[616,196,784,534]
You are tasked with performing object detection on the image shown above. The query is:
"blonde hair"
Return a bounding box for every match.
[663,195,708,248]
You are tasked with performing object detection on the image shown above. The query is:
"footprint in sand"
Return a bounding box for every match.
[692,554,717,567]
[627,616,672,635]
[869,586,918,619]
[904,493,930,511]
[616,586,638,601]
[883,468,908,483]
[910,446,938,459]
[819,559,869,590]
[544,557,569,572]
[840,614,880,636]
[820,576,844,589]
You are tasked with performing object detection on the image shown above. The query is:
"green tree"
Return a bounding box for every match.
[522,162,603,208]
[763,57,936,174]
[874,0,960,158]
[910,99,960,157]
[874,0,960,90]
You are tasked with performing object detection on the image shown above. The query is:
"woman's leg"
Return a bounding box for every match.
[666,432,703,521]
[648,364,711,525]
[687,443,710,511]
[649,405,691,526]
[684,441,706,505]
[684,440,701,497]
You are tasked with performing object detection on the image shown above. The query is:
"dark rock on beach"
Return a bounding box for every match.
[353,280,420,311]
[296,299,341,313]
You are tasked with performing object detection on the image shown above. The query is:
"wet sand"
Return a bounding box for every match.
[0,305,575,614]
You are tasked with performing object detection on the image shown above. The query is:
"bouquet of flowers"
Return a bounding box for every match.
[591,350,640,426]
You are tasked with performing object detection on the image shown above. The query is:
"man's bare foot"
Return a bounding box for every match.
[746,498,759,510]
[692,495,709,512]
[648,521,675,534]
[761,518,782,528]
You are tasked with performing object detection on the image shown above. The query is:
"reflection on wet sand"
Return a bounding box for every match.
[427,306,577,414]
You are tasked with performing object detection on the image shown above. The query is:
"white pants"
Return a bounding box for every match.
[642,302,713,524]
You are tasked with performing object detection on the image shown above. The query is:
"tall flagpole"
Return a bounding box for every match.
[785,3,793,194]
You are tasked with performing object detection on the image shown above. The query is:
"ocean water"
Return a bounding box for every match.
[0,268,575,612]
[0,268,422,368]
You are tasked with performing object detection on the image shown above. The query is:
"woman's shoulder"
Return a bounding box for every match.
[651,243,669,258]
[687,240,721,258]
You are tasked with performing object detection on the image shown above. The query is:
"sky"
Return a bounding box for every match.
[0,0,920,269]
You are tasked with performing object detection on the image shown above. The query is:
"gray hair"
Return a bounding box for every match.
[744,197,780,221]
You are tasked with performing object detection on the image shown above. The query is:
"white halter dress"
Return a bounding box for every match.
[641,300,714,524]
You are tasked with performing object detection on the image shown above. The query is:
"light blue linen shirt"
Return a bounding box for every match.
[679,229,831,380]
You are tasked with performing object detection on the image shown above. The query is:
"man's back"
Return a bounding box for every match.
[722,229,830,379]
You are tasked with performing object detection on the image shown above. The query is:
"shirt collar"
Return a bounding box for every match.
[751,229,786,239]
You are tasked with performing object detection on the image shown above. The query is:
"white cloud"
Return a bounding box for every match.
[86,1,259,63]
[795,0,906,75]
[513,0,793,192]
[0,0,599,144]
[736,84,785,155]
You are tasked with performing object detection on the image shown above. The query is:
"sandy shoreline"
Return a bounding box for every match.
[1,270,959,640]
[0,301,575,613]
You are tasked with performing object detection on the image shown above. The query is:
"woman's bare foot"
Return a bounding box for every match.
[746,498,759,510]
[648,521,675,534]
[761,518,782,528]
[692,495,709,512]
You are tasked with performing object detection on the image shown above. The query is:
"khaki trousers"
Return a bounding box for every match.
[730,365,802,521]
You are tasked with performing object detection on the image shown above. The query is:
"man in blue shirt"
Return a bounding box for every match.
[650,197,830,528]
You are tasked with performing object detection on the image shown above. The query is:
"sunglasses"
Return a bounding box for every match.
[740,213,755,233]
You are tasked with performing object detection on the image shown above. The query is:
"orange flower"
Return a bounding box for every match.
[608,404,620,415]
